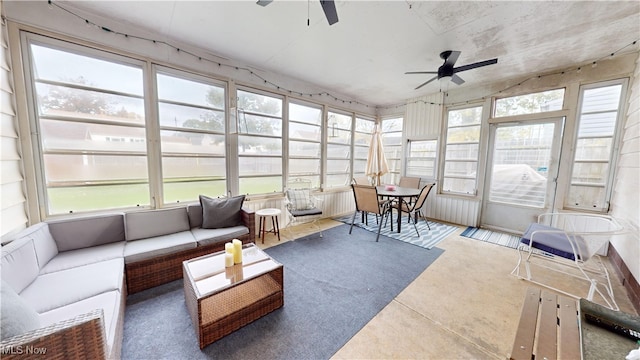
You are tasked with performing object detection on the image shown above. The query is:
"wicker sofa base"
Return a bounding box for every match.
[125,233,253,294]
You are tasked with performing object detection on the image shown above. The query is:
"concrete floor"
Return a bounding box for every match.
[255,217,638,359]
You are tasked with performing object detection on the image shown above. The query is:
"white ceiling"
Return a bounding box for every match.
[63,1,640,106]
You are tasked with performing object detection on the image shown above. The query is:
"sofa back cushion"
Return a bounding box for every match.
[125,207,190,241]
[28,223,59,269]
[0,280,40,340]
[187,203,203,229]
[1,236,39,293]
[48,213,125,251]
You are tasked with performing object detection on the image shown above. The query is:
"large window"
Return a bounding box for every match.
[406,139,437,180]
[353,117,375,179]
[566,81,625,211]
[381,116,403,184]
[22,33,374,217]
[29,41,147,215]
[288,101,322,188]
[237,89,283,195]
[442,106,482,195]
[157,71,226,204]
[325,110,353,189]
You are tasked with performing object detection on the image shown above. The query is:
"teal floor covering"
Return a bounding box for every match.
[334,212,459,250]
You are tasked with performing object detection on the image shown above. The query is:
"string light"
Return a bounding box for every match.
[44,0,637,112]
[44,0,372,109]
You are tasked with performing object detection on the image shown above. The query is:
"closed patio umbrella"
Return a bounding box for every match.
[366,125,389,186]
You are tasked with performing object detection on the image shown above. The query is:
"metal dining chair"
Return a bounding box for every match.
[398,176,421,189]
[396,183,435,236]
[349,184,392,241]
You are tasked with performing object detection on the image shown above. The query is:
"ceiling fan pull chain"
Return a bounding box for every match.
[307,0,310,26]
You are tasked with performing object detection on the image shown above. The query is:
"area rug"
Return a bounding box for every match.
[460,226,520,249]
[121,224,444,360]
[334,212,458,249]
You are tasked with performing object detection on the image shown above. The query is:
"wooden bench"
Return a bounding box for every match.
[510,287,581,360]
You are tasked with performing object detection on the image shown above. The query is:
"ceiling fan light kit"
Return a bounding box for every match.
[407,50,498,90]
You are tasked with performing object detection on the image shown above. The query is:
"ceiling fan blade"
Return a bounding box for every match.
[405,71,438,75]
[320,0,339,25]
[414,76,438,90]
[256,0,273,6]
[453,58,498,73]
[443,50,461,67]
[450,74,465,85]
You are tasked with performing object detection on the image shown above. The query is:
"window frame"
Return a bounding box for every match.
[353,116,376,179]
[155,66,228,205]
[235,87,284,196]
[441,105,483,196]
[380,116,404,185]
[287,99,323,189]
[325,109,354,190]
[406,138,438,181]
[564,78,627,212]
[21,33,151,216]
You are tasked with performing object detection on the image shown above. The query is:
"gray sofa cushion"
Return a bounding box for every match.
[191,226,249,247]
[26,223,59,269]
[48,213,125,251]
[1,236,39,293]
[0,280,40,340]
[125,208,190,241]
[200,195,245,229]
[20,258,125,313]
[187,203,204,228]
[123,231,197,264]
[40,242,126,274]
[39,290,121,352]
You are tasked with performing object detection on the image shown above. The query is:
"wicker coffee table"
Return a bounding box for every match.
[183,243,284,349]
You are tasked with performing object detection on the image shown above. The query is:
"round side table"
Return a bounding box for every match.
[256,208,281,244]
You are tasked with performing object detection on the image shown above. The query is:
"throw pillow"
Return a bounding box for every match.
[200,195,246,229]
[286,189,313,211]
[0,280,40,340]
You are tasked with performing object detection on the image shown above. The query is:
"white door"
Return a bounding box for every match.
[481,118,564,233]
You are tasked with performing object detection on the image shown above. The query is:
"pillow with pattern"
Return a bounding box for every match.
[286,189,313,211]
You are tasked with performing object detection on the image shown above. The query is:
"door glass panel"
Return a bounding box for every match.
[489,123,555,207]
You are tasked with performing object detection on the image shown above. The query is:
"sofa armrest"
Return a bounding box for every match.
[241,207,256,241]
[0,309,107,360]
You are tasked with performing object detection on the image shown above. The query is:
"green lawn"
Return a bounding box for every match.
[47,177,283,214]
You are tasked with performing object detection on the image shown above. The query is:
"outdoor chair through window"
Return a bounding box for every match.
[511,212,625,310]
[285,178,323,238]
[394,183,435,236]
[349,184,392,242]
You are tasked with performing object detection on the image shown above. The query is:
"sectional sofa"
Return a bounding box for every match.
[0,202,255,359]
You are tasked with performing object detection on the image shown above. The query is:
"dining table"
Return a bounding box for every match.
[376,185,421,233]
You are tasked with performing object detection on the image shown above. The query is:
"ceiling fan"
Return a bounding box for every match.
[406,51,498,90]
[256,0,339,26]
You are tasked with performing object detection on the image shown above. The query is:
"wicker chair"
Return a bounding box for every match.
[349,184,392,242]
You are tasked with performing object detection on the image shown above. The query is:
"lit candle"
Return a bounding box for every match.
[232,239,243,264]
[224,253,234,267]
